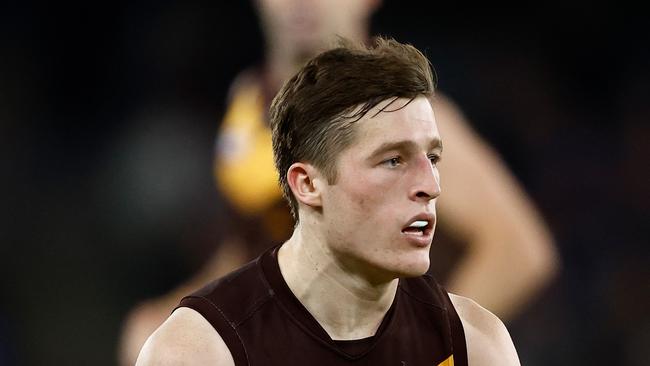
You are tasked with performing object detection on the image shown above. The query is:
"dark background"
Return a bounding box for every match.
[1,1,648,365]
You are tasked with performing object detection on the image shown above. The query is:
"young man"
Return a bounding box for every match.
[136,38,520,366]
[120,2,557,363]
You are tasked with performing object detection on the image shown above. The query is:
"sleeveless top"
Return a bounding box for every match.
[176,246,468,366]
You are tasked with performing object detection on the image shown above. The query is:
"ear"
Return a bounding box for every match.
[286,162,323,208]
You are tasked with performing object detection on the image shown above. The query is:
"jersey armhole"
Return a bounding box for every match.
[439,288,469,366]
[176,296,249,365]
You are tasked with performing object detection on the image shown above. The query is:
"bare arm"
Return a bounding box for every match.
[434,95,559,320]
[449,293,520,366]
[136,307,235,366]
[119,237,248,366]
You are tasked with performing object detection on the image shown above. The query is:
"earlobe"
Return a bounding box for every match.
[287,163,322,208]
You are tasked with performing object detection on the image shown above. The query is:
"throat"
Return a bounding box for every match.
[314,286,398,340]
[278,238,399,340]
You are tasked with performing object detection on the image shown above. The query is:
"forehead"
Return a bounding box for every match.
[351,97,440,151]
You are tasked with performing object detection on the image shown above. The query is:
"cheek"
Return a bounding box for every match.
[329,160,404,223]
[343,177,399,220]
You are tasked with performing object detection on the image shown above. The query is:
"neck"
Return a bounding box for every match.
[277,223,398,340]
[265,44,305,92]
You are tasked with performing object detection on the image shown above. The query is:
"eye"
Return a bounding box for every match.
[428,154,441,165]
[383,156,403,168]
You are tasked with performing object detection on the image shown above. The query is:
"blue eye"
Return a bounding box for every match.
[384,156,402,168]
[428,154,441,165]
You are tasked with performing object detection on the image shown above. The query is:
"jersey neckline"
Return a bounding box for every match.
[258,245,401,360]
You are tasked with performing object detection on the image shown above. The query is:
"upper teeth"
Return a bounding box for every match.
[409,220,428,228]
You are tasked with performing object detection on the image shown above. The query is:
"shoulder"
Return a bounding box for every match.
[189,256,271,316]
[448,293,521,366]
[135,307,235,366]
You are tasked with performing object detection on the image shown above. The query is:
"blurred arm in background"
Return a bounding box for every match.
[434,94,559,320]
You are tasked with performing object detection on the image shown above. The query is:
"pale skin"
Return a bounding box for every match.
[136,97,521,365]
[121,0,557,363]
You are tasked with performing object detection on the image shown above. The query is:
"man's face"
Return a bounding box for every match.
[320,96,442,281]
[256,0,377,57]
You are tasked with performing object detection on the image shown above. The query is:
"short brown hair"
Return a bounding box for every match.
[270,37,437,220]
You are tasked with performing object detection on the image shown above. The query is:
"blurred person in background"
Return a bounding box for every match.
[119,0,558,364]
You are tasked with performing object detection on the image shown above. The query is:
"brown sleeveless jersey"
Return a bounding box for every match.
[176,246,468,366]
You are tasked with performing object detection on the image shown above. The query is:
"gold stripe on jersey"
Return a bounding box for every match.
[437,355,454,366]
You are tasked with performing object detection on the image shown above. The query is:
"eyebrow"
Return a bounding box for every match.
[368,138,443,158]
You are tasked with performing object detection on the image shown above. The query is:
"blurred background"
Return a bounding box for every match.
[1,1,648,365]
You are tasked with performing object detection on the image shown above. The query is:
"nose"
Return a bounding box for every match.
[409,155,441,202]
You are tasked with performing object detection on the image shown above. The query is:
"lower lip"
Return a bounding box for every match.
[401,228,433,248]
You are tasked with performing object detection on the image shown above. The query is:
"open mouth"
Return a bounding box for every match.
[401,220,432,237]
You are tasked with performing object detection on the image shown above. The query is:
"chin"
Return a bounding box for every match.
[398,263,430,278]
[387,253,430,279]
